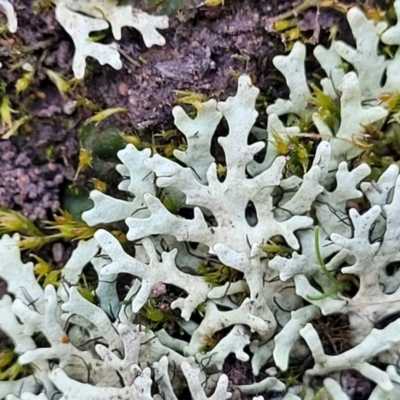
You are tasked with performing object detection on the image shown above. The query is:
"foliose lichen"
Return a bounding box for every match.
[54,0,169,79]
[0,0,17,68]
[3,2,400,400]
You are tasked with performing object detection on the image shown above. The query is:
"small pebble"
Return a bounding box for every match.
[119,83,129,96]
[63,100,77,115]
[265,366,277,376]
[52,243,64,264]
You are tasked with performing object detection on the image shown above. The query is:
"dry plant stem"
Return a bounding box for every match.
[269,0,352,22]
[117,48,142,68]
[273,131,372,148]
[337,293,400,306]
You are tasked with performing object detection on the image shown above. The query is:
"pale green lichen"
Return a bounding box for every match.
[54,0,168,79]
[2,2,400,400]
[0,0,17,33]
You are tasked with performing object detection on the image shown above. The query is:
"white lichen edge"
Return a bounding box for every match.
[54,0,168,79]
[3,2,400,399]
[0,0,17,33]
